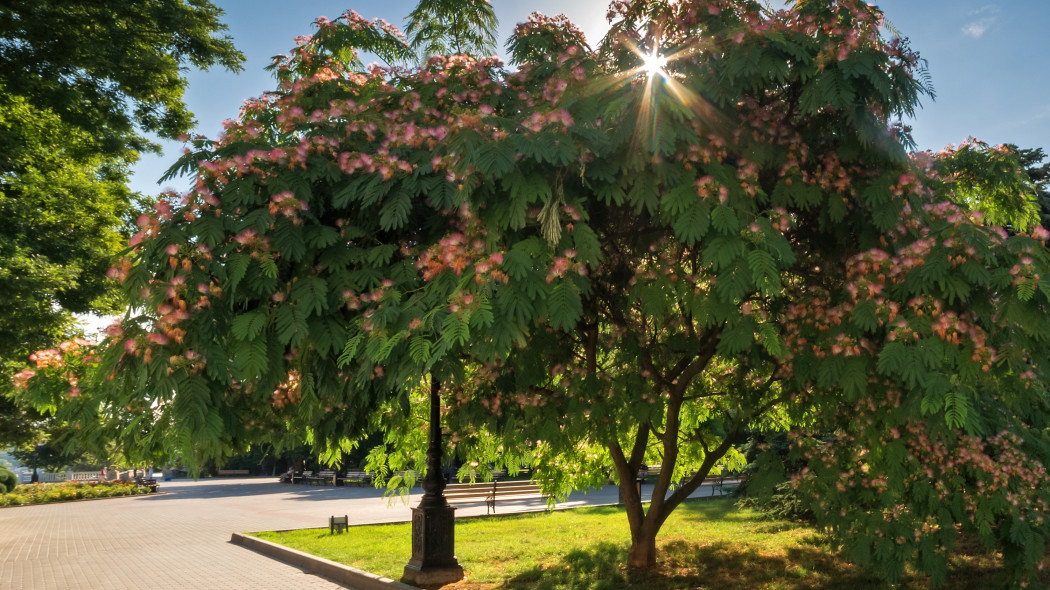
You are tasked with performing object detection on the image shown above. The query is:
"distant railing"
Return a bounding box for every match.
[17,470,112,484]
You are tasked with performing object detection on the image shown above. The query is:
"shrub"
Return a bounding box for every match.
[737,481,815,522]
[0,467,17,493]
[0,480,153,507]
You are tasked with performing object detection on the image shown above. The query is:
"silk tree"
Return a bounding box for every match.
[14,1,1050,585]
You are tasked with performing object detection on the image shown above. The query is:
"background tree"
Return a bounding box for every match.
[0,0,244,449]
[10,436,81,474]
[0,0,244,156]
[0,94,131,370]
[14,0,1050,586]
[1009,144,1050,231]
[405,0,498,59]
[0,93,137,453]
[0,397,42,451]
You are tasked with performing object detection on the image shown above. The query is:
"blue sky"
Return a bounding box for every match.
[128,0,1050,196]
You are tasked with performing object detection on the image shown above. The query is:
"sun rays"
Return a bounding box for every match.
[620,34,727,159]
[640,45,669,78]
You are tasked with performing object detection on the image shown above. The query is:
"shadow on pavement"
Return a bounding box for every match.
[137,478,395,502]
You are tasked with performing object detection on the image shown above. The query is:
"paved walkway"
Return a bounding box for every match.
[0,477,729,589]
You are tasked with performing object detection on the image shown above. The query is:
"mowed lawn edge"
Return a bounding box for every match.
[249,497,1034,589]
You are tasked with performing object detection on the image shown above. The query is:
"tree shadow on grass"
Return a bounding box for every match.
[450,531,1037,590]
[451,500,1040,589]
[501,541,633,590]
[648,539,889,590]
[497,538,889,590]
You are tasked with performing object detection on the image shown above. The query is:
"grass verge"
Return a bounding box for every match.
[252,497,1041,589]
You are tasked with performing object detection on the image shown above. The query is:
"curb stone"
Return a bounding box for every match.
[231,532,420,590]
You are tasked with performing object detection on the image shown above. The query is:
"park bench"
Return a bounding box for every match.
[645,465,743,495]
[443,480,552,515]
[217,469,250,476]
[455,468,506,481]
[337,471,373,487]
[675,471,744,496]
[138,478,159,492]
[286,470,372,486]
[641,464,660,482]
[298,470,337,485]
[620,465,742,498]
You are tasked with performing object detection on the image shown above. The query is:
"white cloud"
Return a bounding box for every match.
[962,17,996,38]
[961,3,999,37]
[968,4,1000,16]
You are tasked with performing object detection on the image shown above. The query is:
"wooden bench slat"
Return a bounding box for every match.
[443,480,551,514]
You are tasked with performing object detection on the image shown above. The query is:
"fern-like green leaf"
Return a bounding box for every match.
[232,310,267,341]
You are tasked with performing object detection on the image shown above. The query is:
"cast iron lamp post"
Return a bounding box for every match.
[402,374,463,585]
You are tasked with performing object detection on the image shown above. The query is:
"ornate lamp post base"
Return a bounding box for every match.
[401,374,464,586]
[402,503,463,585]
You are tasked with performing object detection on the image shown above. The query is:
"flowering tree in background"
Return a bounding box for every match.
[13,0,1050,585]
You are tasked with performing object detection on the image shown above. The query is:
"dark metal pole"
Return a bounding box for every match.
[402,374,463,585]
[423,372,446,503]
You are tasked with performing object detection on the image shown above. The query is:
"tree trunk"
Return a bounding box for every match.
[627,527,658,568]
[622,476,660,570]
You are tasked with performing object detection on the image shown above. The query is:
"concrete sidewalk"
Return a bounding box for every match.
[0,477,730,589]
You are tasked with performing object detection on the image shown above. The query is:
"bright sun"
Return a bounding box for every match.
[641,48,667,77]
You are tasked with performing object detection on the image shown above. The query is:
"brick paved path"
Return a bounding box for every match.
[0,478,421,590]
[0,477,724,589]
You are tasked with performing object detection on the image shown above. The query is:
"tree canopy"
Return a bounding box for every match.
[0,0,244,156]
[14,0,1050,586]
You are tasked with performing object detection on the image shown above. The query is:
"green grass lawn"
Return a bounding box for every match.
[252,498,1038,589]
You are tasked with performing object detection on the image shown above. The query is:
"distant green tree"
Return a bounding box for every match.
[1008,144,1050,231]
[0,91,136,452]
[0,94,132,367]
[0,395,43,450]
[405,0,498,58]
[10,435,79,473]
[0,0,244,449]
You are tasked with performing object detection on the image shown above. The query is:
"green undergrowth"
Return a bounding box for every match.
[0,481,154,507]
[252,498,1043,589]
